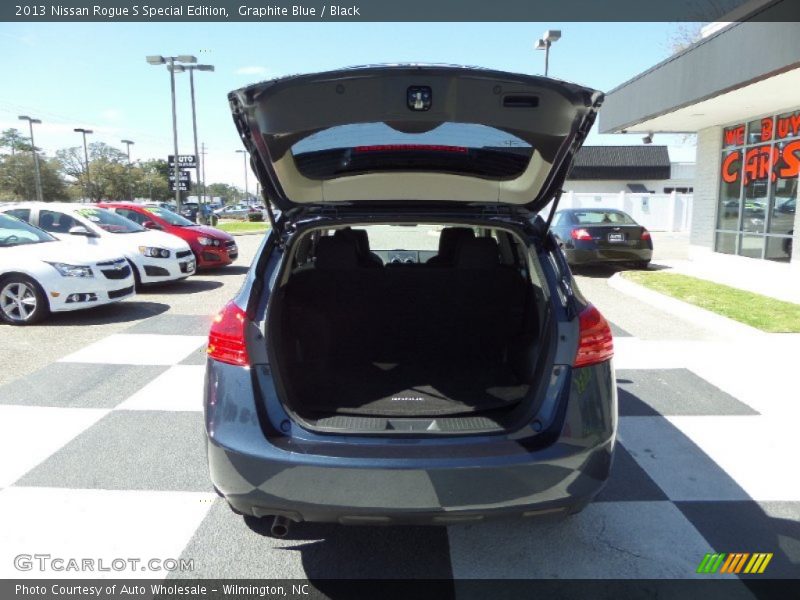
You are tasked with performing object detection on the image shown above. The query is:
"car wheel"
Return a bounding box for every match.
[126,259,144,291]
[0,275,49,325]
[634,261,650,270]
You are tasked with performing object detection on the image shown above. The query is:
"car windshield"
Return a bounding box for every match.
[0,213,56,247]
[571,211,637,225]
[144,206,195,227]
[75,207,145,233]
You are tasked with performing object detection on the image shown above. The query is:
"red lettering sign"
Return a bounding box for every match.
[724,125,745,147]
[760,118,773,142]
[779,139,800,179]
[776,112,800,139]
[742,146,780,185]
[721,151,741,183]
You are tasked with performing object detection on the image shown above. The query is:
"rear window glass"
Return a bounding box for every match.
[290,122,533,180]
[571,211,636,225]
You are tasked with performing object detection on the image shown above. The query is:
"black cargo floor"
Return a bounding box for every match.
[292,360,529,417]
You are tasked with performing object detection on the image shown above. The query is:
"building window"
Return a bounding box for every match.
[715,109,799,262]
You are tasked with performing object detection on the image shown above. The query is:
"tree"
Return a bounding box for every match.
[0,128,33,156]
[669,23,705,54]
[206,182,243,204]
[0,154,69,201]
[56,142,137,201]
[136,159,170,201]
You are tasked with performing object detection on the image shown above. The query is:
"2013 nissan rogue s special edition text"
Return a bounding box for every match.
[204,65,617,534]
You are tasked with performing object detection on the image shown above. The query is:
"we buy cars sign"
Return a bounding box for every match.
[168,155,197,169]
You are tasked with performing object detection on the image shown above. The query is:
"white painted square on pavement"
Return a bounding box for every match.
[618,416,750,501]
[0,487,216,579]
[58,334,206,366]
[668,415,800,502]
[116,366,205,412]
[447,501,724,579]
[0,406,108,488]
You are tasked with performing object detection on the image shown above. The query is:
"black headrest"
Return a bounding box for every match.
[437,227,475,260]
[314,235,358,270]
[455,237,500,269]
[334,227,370,256]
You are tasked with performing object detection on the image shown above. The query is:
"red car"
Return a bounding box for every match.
[98,202,238,269]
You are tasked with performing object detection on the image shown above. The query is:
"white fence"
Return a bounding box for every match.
[547,191,693,232]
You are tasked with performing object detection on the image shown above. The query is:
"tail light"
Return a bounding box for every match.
[574,304,614,367]
[640,228,651,241]
[207,301,250,366]
[570,228,593,241]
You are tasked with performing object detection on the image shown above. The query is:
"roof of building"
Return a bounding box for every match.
[569,145,671,180]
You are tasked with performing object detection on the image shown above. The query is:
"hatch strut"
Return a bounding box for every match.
[262,194,285,249]
[544,189,564,231]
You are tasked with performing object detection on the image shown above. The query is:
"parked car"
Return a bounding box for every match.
[179,202,200,223]
[550,208,653,269]
[205,65,616,534]
[99,202,238,269]
[0,203,196,287]
[214,204,254,219]
[0,212,134,325]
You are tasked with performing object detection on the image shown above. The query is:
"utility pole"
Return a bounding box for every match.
[121,139,135,201]
[74,128,93,201]
[18,116,43,202]
[146,54,197,212]
[200,142,208,204]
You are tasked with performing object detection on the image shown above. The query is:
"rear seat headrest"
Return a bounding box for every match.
[437,227,475,260]
[314,235,359,270]
[455,237,500,269]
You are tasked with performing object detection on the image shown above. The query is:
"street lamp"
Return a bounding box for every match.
[146,54,197,211]
[180,63,214,220]
[535,29,561,77]
[121,139,135,201]
[236,149,249,201]
[18,115,43,202]
[73,128,93,201]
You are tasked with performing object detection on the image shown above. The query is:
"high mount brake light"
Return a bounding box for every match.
[353,144,469,153]
[207,301,250,366]
[574,304,614,368]
[571,228,593,241]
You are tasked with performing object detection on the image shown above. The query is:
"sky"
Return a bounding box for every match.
[0,21,698,191]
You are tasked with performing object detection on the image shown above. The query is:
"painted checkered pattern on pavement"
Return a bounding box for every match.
[0,313,798,582]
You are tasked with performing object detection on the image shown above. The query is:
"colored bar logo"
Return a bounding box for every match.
[697,552,773,574]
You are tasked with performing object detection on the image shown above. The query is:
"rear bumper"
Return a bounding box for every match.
[564,246,652,265]
[205,360,617,524]
[209,437,613,524]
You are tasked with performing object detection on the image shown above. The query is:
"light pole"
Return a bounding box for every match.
[121,139,135,201]
[180,64,214,220]
[236,149,249,202]
[74,128,93,201]
[535,29,561,77]
[18,115,43,202]
[146,54,197,212]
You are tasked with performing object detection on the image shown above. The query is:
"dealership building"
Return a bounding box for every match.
[601,3,800,266]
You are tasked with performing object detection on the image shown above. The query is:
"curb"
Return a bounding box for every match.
[608,272,766,338]
[229,230,270,237]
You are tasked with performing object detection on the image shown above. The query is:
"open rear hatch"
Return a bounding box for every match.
[228,65,603,217]
[230,66,603,433]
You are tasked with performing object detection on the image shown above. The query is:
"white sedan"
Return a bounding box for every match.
[0,212,135,325]
[0,203,196,287]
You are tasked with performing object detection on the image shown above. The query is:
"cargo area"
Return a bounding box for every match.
[268,224,551,426]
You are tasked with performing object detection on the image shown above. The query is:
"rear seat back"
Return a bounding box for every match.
[284,234,528,364]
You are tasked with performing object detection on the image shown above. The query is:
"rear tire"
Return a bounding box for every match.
[634,261,650,270]
[0,275,49,325]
